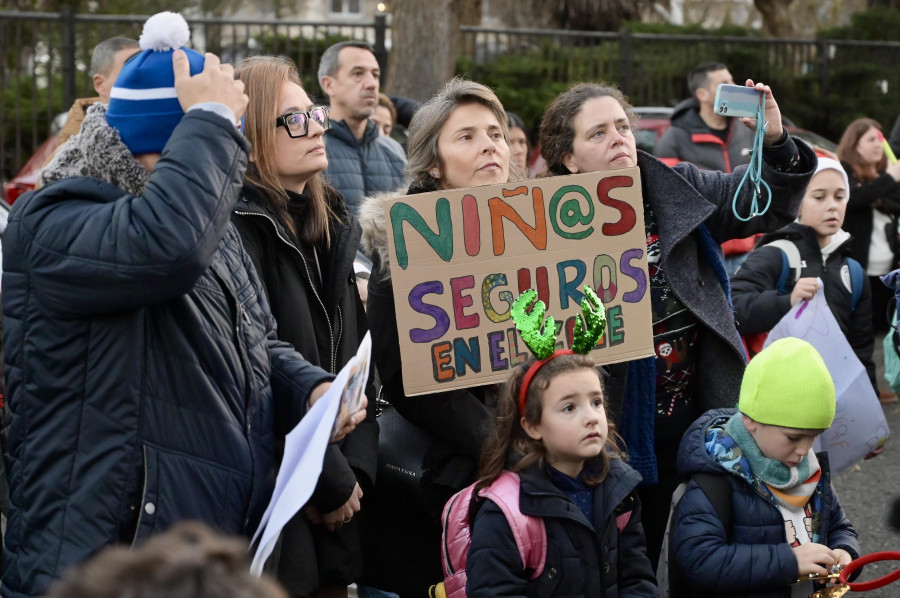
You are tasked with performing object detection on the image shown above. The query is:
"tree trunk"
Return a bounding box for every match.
[753,0,798,36]
[553,0,649,30]
[387,0,478,102]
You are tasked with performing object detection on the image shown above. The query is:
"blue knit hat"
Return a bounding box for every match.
[106,12,205,155]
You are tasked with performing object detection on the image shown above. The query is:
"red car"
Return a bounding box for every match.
[2,112,66,205]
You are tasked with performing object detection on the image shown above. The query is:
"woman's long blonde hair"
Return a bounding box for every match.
[236,56,338,246]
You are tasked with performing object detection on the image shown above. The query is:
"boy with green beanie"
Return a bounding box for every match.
[670,338,860,597]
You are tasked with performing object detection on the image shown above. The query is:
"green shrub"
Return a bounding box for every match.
[458,14,898,144]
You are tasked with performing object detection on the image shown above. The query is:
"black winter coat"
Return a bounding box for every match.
[231,183,377,593]
[731,222,876,390]
[841,162,900,271]
[673,409,860,598]
[466,460,657,598]
[360,185,493,470]
[1,112,332,598]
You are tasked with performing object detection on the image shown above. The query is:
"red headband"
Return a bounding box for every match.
[519,349,575,415]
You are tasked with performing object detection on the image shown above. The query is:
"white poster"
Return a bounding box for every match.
[765,280,890,472]
[250,333,372,574]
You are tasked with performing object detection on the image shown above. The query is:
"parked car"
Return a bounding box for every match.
[632,106,837,155]
[2,112,66,205]
[632,107,675,154]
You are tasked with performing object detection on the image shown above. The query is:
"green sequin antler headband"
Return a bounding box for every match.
[511,285,607,414]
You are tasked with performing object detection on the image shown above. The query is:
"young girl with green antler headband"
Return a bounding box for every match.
[464,287,658,597]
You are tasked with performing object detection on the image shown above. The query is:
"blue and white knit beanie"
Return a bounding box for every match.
[106,12,205,154]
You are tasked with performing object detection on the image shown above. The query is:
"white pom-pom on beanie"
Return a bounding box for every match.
[106,11,204,154]
[139,11,191,51]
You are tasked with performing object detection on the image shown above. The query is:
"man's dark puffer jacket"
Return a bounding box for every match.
[1,111,331,598]
[322,119,406,215]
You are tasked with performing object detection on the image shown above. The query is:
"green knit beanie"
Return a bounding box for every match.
[739,338,836,429]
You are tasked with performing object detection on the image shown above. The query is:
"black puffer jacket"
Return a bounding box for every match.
[841,163,900,271]
[731,222,876,390]
[466,460,657,598]
[322,119,407,215]
[1,111,331,598]
[231,183,377,593]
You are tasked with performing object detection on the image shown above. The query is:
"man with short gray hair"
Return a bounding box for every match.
[318,41,406,215]
[55,36,140,148]
[90,36,141,105]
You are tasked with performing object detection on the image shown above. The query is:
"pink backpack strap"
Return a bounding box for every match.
[616,510,632,532]
[478,471,547,579]
[440,484,477,598]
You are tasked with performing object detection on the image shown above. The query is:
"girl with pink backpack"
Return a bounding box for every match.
[440,289,658,598]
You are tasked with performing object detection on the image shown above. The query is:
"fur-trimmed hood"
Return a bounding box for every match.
[358,187,407,281]
[39,102,150,196]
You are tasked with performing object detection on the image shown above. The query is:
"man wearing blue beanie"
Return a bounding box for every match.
[0,12,365,598]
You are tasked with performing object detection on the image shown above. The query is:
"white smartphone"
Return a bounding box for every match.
[714,84,763,118]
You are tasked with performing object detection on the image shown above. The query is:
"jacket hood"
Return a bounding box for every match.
[669,97,706,132]
[40,102,151,195]
[677,407,740,478]
[236,180,351,226]
[357,185,414,281]
[669,96,739,138]
[758,221,853,257]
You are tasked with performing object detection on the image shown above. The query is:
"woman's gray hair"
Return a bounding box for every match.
[406,77,522,191]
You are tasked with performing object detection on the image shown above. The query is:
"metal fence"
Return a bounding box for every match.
[0,10,386,184]
[3,11,900,185]
[459,26,900,145]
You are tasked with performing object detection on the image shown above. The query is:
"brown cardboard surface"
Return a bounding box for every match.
[382,169,654,396]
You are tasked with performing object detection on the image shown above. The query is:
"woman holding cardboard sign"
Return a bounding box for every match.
[230,56,377,598]
[358,78,521,596]
[538,80,817,567]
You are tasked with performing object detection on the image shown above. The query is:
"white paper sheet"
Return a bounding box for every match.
[250,332,372,575]
[764,280,890,472]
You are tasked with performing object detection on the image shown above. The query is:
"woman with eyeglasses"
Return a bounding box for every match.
[232,56,376,598]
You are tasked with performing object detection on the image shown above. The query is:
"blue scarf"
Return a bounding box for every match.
[619,357,657,485]
[618,225,731,486]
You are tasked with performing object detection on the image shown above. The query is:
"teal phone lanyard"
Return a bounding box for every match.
[732,93,772,222]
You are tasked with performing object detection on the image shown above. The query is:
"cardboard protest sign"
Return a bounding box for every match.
[382,169,655,396]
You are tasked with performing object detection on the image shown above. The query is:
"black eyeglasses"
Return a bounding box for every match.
[275,106,330,138]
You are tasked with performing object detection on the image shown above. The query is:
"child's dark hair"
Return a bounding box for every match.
[476,353,622,491]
